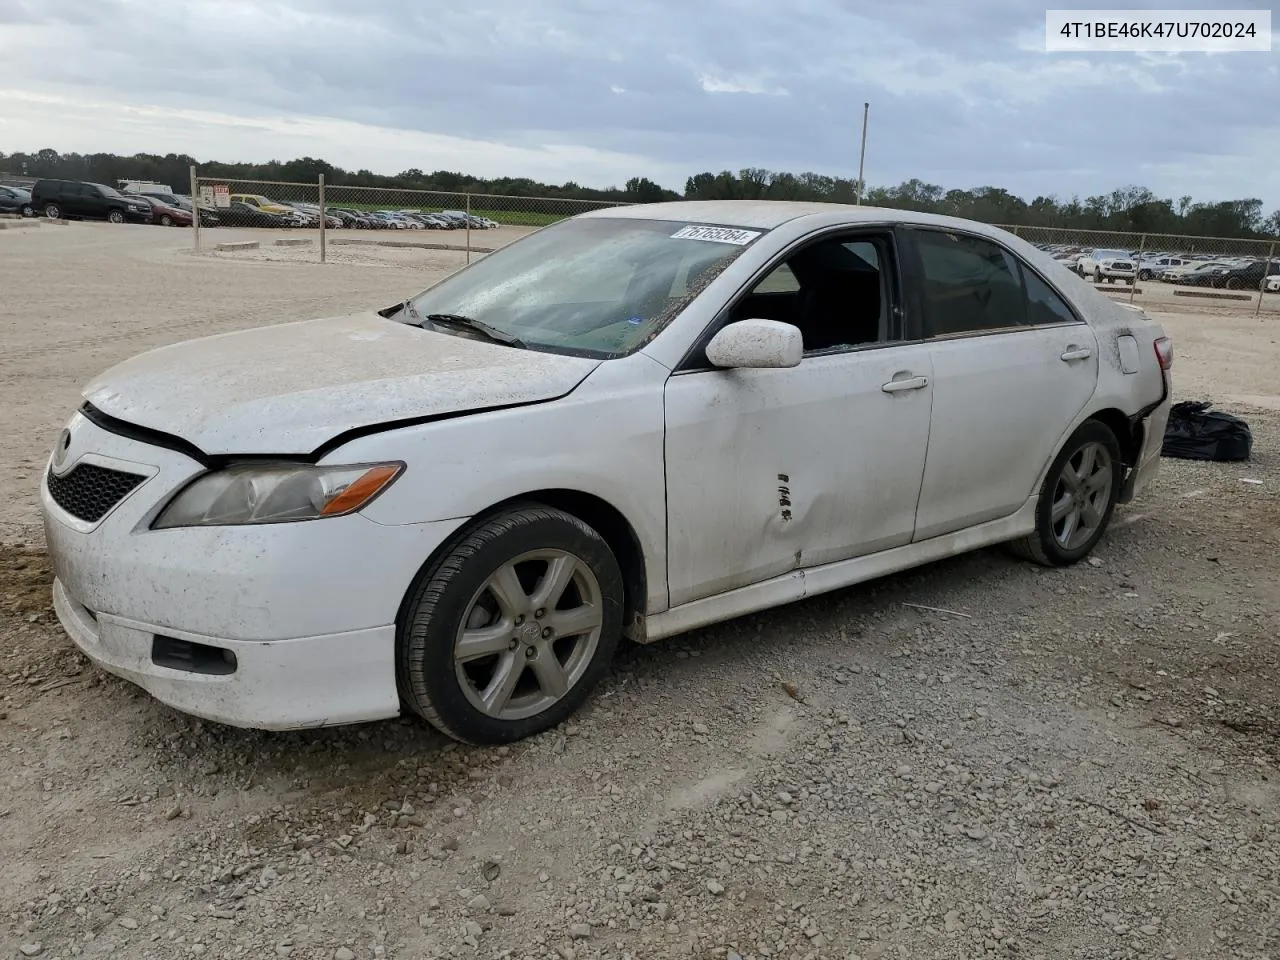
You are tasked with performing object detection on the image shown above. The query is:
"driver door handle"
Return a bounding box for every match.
[1061,347,1093,361]
[882,375,929,393]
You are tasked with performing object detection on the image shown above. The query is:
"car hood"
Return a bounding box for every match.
[82,311,602,456]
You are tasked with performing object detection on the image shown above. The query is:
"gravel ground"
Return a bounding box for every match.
[2,222,1278,960]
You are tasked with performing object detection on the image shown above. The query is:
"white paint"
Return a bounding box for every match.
[704,318,802,368]
[40,200,1172,732]
[1117,334,1141,374]
[81,312,601,454]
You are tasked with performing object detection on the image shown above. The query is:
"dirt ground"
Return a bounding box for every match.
[1,221,1278,960]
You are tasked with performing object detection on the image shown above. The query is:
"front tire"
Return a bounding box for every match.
[398,506,624,744]
[1008,420,1122,567]
[107,209,125,224]
[43,202,62,220]
[160,214,173,226]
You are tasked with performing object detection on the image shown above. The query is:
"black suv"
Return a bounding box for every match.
[30,179,153,223]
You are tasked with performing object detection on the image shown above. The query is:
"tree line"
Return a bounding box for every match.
[2,149,1276,239]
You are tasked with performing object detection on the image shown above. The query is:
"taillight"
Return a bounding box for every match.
[1154,336,1173,371]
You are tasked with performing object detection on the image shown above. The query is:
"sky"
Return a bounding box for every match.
[1,0,1278,208]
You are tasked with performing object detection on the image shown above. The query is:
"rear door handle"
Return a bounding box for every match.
[881,375,929,393]
[1061,347,1093,361]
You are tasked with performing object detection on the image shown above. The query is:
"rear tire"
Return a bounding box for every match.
[1007,420,1123,567]
[398,506,624,745]
[43,203,62,220]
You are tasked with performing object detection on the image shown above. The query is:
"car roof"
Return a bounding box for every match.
[575,199,1022,238]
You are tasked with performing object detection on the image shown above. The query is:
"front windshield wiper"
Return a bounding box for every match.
[421,312,526,349]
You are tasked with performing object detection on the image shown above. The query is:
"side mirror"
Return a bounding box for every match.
[705,319,803,369]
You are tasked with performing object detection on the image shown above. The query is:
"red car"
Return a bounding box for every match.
[135,195,193,227]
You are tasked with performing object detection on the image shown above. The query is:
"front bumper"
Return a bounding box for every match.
[53,579,397,729]
[40,411,466,729]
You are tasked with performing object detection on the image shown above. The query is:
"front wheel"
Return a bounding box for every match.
[398,506,624,744]
[160,214,173,226]
[1138,270,1151,281]
[107,209,125,224]
[1094,270,1103,283]
[43,202,62,220]
[1008,420,1122,567]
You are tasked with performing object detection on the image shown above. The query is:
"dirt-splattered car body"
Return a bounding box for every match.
[39,201,1172,741]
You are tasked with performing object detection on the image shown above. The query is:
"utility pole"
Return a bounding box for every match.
[855,102,869,205]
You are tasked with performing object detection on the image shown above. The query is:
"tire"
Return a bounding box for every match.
[1138,270,1152,281]
[398,505,625,745]
[43,203,62,220]
[1126,278,1134,286]
[1094,270,1103,283]
[1225,277,1241,290]
[1007,420,1123,567]
[107,209,125,224]
[160,215,172,226]
[20,204,34,218]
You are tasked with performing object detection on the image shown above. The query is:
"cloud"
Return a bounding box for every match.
[0,0,1277,206]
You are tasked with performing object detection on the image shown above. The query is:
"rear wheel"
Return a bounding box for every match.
[398,506,624,744]
[43,202,62,220]
[1138,269,1152,281]
[1225,277,1241,290]
[20,204,34,218]
[1008,420,1123,567]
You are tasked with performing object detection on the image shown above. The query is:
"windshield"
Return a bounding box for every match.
[402,217,760,358]
[92,183,123,198]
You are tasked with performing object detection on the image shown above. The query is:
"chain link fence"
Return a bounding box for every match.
[1001,224,1279,316]
[186,167,1278,315]
[190,167,631,265]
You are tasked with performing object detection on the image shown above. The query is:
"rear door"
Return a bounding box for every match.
[902,227,1100,541]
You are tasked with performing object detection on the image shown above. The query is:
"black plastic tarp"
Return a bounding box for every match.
[1161,401,1252,462]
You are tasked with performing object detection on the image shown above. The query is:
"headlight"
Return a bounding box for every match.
[152,462,403,529]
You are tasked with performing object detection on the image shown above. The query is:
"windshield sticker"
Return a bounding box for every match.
[671,224,762,245]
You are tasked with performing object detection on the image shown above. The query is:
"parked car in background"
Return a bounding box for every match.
[1075,249,1130,277]
[1137,256,1191,281]
[230,194,295,217]
[0,184,35,217]
[1214,259,1280,290]
[39,201,1172,744]
[219,200,294,229]
[130,189,216,223]
[1093,257,1137,284]
[1175,262,1234,287]
[134,195,193,227]
[31,179,153,223]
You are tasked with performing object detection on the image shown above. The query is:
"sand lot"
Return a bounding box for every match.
[1,221,1278,960]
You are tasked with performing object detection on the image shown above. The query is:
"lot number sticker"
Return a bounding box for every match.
[671,224,762,245]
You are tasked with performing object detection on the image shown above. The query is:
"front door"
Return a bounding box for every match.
[663,229,934,607]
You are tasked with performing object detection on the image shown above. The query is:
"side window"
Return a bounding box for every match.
[753,262,800,293]
[915,230,1027,336]
[1020,268,1079,326]
[725,231,895,354]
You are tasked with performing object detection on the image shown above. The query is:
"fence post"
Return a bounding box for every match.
[1010,225,1021,237]
[1129,233,1146,305]
[465,194,472,264]
[1256,240,1276,318]
[189,165,201,253]
[318,173,326,264]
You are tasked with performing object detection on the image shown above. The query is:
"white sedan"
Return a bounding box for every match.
[40,201,1173,744]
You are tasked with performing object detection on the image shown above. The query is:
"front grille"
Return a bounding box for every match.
[47,463,146,523]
